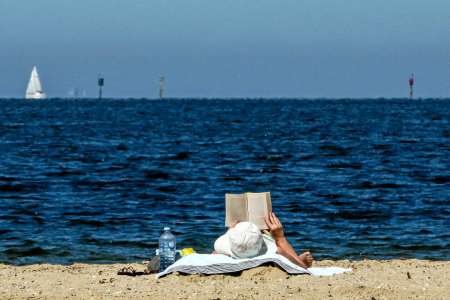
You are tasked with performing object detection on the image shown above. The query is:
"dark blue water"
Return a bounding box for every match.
[0,99,449,265]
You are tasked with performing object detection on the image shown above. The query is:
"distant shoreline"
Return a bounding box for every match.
[1,97,450,101]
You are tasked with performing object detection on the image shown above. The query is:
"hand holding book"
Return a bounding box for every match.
[264,212,284,240]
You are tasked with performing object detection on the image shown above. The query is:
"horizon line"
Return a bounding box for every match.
[1,97,450,101]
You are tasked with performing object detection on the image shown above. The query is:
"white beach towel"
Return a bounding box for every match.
[156,253,351,278]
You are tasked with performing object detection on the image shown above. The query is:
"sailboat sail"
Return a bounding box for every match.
[25,66,47,99]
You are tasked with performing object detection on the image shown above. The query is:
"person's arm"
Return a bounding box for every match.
[264,213,309,269]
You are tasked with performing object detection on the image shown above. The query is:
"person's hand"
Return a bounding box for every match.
[264,213,285,240]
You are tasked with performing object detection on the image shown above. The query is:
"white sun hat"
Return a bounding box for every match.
[214,221,270,259]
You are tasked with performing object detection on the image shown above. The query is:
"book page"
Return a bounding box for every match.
[225,194,248,227]
[246,192,272,230]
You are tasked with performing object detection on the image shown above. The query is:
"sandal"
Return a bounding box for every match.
[117,266,145,276]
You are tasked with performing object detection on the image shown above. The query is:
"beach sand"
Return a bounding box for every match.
[0,259,449,299]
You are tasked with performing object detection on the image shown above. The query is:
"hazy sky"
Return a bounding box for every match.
[1,0,449,98]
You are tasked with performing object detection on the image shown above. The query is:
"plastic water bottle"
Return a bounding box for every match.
[159,227,176,271]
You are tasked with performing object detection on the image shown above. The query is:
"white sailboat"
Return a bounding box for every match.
[25,66,47,99]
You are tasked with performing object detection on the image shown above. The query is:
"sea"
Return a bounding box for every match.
[0,98,449,265]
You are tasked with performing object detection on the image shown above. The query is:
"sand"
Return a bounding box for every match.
[0,259,449,300]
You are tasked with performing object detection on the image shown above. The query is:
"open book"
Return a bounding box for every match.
[225,192,272,230]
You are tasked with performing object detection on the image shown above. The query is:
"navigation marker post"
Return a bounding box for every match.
[98,75,105,100]
[159,76,165,99]
[408,74,414,99]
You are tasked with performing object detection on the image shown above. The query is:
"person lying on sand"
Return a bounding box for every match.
[213,212,313,269]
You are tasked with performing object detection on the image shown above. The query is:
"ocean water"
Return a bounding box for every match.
[0,99,449,265]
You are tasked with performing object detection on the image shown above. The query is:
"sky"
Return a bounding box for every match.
[0,0,449,98]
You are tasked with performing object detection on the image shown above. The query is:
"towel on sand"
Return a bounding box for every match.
[157,253,351,278]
